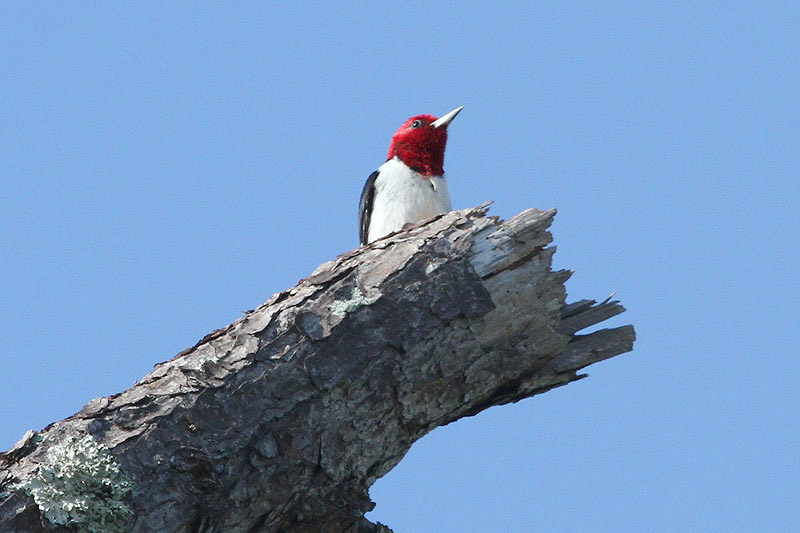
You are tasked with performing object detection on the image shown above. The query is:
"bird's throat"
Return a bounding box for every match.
[388,146,444,177]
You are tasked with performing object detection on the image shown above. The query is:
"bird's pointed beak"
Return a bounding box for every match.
[431,105,464,128]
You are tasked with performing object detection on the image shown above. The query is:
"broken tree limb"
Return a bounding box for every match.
[0,204,635,532]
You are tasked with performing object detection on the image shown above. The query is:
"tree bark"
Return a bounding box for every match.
[0,204,635,533]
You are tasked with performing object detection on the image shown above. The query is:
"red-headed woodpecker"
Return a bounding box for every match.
[359,106,463,245]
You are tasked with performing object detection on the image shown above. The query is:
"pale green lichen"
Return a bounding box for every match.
[330,286,372,318]
[19,435,133,533]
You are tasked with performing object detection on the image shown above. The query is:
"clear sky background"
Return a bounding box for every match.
[2,3,798,531]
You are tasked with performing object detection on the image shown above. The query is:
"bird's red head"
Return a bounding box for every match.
[386,106,463,177]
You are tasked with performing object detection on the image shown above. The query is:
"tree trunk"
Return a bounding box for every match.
[0,204,635,532]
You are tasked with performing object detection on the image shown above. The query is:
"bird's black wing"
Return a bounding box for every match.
[358,169,379,245]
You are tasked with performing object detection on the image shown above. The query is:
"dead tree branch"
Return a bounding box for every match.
[0,204,635,532]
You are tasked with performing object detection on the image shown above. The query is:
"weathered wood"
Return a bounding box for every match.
[0,204,635,532]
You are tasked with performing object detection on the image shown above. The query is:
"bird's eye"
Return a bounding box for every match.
[411,119,423,128]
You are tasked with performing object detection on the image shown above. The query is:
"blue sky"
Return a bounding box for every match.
[2,3,798,531]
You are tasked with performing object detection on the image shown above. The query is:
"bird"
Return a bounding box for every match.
[359,106,463,245]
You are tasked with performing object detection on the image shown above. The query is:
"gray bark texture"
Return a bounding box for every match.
[0,204,635,533]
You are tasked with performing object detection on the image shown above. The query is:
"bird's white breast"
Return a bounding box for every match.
[368,156,452,243]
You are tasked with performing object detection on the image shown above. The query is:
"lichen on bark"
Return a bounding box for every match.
[19,435,133,532]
